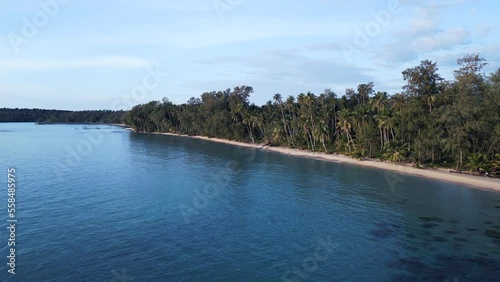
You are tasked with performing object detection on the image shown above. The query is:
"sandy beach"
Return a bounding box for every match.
[125,128,500,192]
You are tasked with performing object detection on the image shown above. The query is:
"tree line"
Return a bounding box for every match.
[125,55,499,176]
[0,108,126,123]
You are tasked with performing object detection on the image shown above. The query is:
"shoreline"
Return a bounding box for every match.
[123,127,500,192]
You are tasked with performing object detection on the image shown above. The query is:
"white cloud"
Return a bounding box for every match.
[190,49,374,98]
[413,28,469,51]
[375,43,419,66]
[367,0,473,65]
[405,18,440,36]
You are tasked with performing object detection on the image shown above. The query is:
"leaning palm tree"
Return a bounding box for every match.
[336,109,356,152]
[375,111,389,149]
[274,93,290,146]
[285,96,296,142]
[313,121,329,153]
[251,114,265,140]
[242,114,255,143]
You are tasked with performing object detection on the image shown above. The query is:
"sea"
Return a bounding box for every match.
[0,123,499,281]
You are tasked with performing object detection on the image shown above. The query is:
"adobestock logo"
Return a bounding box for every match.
[110,64,169,111]
[7,0,71,53]
[53,132,104,182]
[213,0,243,21]
[341,0,403,63]
[52,63,168,182]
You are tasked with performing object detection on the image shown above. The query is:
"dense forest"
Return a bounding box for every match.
[125,55,499,176]
[0,108,126,123]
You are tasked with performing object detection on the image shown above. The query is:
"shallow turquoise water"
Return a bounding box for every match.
[0,123,499,281]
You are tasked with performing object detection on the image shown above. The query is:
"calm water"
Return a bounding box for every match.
[0,123,499,281]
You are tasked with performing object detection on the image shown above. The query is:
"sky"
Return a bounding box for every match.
[0,0,498,110]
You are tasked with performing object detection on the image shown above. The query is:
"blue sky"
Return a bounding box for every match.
[1,0,498,110]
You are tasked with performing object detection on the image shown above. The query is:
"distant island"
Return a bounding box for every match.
[0,108,126,124]
[2,55,498,178]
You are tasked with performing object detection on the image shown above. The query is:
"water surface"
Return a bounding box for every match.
[0,123,499,281]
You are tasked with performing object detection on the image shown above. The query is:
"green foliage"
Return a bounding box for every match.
[0,108,126,124]
[124,55,500,176]
[382,140,407,163]
[465,153,490,174]
[3,55,496,176]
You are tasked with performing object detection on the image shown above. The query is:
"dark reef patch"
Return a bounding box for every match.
[370,229,392,239]
[419,217,444,223]
[422,223,439,229]
[421,231,432,237]
[485,230,500,240]
[433,236,447,242]
[387,251,500,281]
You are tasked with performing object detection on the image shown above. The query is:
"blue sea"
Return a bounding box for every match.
[0,123,499,281]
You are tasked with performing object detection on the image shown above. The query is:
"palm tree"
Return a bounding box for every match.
[353,106,371,128]
[297,93,315,150]
[285,96,297,146]
[336,108,356,152]
[242,114,255,143]
[370,91,388,113]
[423,94,436,113]
[273,93,290,146]
[375,109,395,149]
[251,114,265,140]
[390,93,405,113]
[313,120,329,153]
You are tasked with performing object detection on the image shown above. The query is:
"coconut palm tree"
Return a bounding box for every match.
[390,93,406,113]
[273,93,290,146]
[370,91,388,113]
[336,108,356,152]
